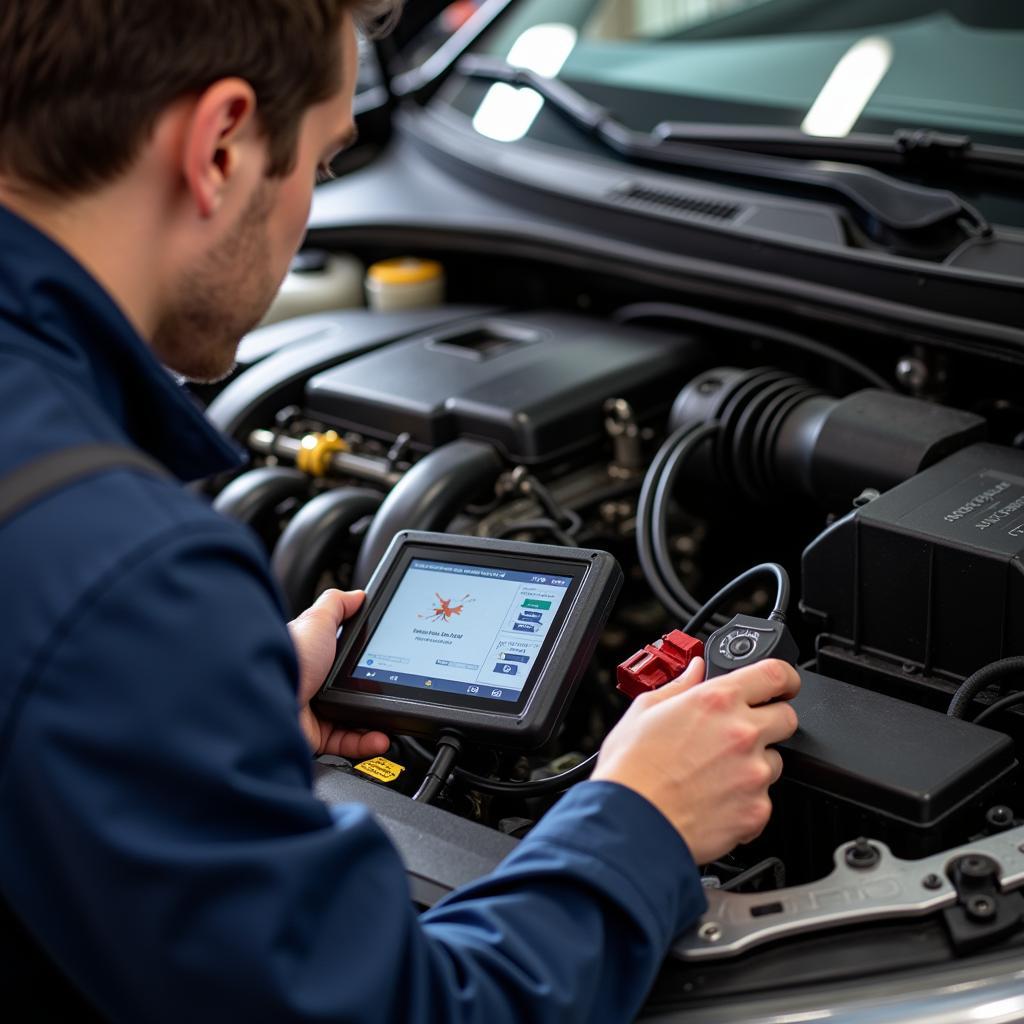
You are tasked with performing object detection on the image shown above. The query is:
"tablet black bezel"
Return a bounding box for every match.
[315,531,622,747]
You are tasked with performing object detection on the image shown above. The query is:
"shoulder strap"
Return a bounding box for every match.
[0,444,170,528]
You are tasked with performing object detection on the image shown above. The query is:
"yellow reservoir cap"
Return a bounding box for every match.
[366,257,444,286]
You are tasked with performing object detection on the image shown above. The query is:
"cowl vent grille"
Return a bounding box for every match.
[610,183,742,222]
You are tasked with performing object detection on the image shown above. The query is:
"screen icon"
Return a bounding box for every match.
[468,685,480,694]
[518,610,543,623]
[491,689,503,698]
[513,622,538,633]
[499,653,530,664]
[522,599,552,610]
[494,662,519,676]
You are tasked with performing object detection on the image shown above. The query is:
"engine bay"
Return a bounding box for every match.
[202,269,1024,968]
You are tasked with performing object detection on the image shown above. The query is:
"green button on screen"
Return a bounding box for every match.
[522,599,552,610]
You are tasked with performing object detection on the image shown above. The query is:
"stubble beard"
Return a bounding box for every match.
[152,180,280,383]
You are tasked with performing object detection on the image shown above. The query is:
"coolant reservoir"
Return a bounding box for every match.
[365,257,445,312]
[262,250,364,325]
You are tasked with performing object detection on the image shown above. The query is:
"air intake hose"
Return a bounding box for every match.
[671,367,985,509]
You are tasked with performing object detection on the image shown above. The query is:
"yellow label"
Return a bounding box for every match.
[354,757,406,784]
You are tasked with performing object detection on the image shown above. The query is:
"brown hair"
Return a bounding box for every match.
[0,0,400,195]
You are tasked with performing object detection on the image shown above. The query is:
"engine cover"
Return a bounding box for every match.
[303,312,702,464]
[803,443,1024,681]
[774,669,1015,878]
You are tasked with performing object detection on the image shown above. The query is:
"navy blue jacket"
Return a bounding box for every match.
[0,204,705,1023]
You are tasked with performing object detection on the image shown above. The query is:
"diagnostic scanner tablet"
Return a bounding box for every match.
[316,531,623,747]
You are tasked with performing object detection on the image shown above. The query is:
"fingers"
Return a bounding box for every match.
[353,730,391,759]
[765,747,783,785]
[324,728,390,760]
[647,657,706,703]
[727,659,801,707]
[753,699,800,746]
[297,589,365,628]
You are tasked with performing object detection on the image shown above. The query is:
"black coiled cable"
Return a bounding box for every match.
[635,421,721,622]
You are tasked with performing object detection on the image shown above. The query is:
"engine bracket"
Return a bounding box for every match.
[673,826,1024,961]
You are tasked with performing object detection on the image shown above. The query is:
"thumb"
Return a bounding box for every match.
[293,589,365,630]
[649,656,706,703]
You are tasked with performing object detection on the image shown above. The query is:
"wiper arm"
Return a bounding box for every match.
[457,55,991,242]
[653,123,1024,180]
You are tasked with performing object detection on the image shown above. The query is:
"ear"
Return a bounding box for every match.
[181,78,259,219]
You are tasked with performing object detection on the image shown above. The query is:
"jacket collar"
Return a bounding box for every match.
[0,203,243,481]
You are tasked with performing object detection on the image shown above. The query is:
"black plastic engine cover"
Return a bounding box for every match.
[303,312,703,464]
[771,669,1016,879]
[803,443,1024,681]
[783,670,1014,825]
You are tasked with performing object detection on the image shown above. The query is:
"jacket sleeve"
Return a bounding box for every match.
[0,520,705,1024]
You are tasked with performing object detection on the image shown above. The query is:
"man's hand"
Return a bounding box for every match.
[289,589,390,759]
[592,657,800,865]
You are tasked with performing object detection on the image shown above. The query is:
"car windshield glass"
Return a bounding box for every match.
[458,0,1024,150]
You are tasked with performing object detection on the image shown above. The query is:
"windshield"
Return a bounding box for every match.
[454,0,1024,149]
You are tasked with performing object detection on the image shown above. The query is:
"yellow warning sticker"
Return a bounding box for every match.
[354,757,406,784]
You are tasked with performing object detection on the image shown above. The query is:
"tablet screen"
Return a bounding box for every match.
[350,558,575,708]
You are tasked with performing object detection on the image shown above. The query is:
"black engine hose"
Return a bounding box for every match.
[353,439,503,587]
[212,467,308,527]
[947,656,1024,719]
[270,486,382,616]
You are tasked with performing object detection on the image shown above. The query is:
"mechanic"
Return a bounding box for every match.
[0,3,799,1021]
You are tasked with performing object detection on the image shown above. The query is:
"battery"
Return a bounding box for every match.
[771,669,1017,878]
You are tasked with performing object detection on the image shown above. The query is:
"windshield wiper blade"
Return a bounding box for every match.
[457,55,992,242]
[652,123,1024,179]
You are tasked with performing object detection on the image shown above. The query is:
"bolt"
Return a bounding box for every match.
[951,854,1000,890]
[896,356,929,394]
[922,874,943,890]
[698,922,722,943]
[960,855,998,880]
[986,805,1014,831]
[845,838,881,870]
[965,894,997,923]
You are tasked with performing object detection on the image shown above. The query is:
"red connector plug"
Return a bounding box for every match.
[616,630,704,700]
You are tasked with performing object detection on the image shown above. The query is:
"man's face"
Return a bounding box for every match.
[153,15,360,382]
